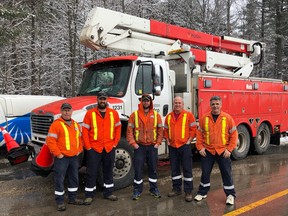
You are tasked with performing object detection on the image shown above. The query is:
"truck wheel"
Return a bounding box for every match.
[253,123,270,154]
[232,125,250,160]
[97,138,134,190]
[113,138,134,190]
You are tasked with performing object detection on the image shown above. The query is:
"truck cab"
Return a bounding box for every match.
[30,55,174,189]
[0,95,64,155]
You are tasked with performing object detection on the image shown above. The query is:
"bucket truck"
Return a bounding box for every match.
[30,7,288,190]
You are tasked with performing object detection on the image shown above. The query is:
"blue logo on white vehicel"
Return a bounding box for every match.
[0,114,31,147]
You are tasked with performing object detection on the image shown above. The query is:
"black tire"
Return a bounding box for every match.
[113,138,134,190]
[253,123,270,154]
[232,125,250,160]
[97,137,134,190]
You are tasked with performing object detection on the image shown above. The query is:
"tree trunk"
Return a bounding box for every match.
[68,0,78,96]
[30,0,38,94]
[260,0,265,78]
[226,0,231,36]
[274,0,284,79]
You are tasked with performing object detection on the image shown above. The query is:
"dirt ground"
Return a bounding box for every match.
[1,144,288,216]
[0,158,206,216]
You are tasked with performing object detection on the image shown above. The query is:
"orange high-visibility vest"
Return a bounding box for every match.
[134,110,157,141]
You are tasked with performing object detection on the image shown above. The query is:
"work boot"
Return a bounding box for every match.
[57,203,66,211]
[83,197,93,205]
[104,194,118,201]
[194,194,207,201]
[68,198,84,205]
[185,192,193,202]
[168,190,182,197]
[226,195,235,205]
[132,191,141,200]
[150,188,161,198]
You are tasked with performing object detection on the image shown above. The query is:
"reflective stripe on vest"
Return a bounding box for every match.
[181,113,187,139]
[60,122,70,150]
[109,111,114,139]
[204,116,227,145]
[92,111,115,140]
[153,110,157,141]
[167,113,187,139]
[134,110,157,141]
[167,114,171,139]
[74,122,80,148]
[204,117,210,145]
[134,111,139,141]
[92,112,97,140]
[222,117,227,145]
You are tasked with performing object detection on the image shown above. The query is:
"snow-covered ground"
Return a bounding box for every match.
[280,136,288,145]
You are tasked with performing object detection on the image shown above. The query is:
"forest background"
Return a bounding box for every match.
[0,0,287,97]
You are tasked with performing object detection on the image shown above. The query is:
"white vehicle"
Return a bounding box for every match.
[0,95,64,154]
[30,7,287,190]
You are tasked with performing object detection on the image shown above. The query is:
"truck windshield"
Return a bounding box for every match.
[78,60,132,97]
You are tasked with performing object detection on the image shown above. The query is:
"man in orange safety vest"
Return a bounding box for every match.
[46,103,83,211]
[164,96,197,202]
[127,94,163,200]
[194,95,238,205]
[82,91,121,205]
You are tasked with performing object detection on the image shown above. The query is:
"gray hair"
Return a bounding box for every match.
[210,96,222,102]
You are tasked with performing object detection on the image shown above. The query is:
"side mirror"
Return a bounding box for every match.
[153,65,161,96]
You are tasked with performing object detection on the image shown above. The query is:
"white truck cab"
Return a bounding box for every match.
[0,95,64,154]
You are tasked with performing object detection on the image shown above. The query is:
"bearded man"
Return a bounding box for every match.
[82,91,121,205]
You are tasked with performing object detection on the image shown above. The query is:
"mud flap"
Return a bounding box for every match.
[270,132,280,145]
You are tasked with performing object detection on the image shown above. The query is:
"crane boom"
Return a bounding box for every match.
[150,20,254,54]
[80,7,264,77]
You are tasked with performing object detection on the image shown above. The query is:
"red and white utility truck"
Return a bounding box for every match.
[30,7,287,189]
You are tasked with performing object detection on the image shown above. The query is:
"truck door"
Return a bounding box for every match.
[130,59,171,156]
[131,60,171,118]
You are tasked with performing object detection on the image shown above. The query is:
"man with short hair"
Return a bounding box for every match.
[164,96,197,202]
[194,96,238,205]
[127,94,163,200]
[82,91,121,205]
[46,103,83,211]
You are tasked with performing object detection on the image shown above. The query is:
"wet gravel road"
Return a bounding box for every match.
[1,143,288,216]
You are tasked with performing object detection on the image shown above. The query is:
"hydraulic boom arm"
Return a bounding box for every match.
[80,7,264,77]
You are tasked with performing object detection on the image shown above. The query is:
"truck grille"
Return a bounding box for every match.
[31,114,54,135]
